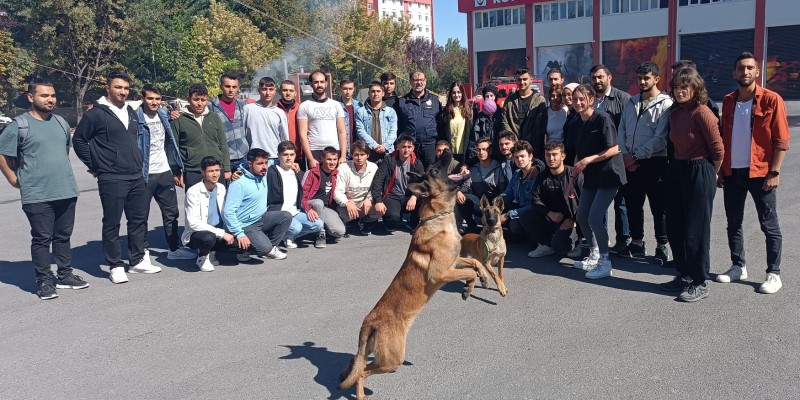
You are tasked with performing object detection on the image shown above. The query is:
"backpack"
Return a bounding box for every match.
[4,113,71,172]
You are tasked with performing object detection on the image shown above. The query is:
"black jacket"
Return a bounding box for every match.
[73,102,142,180]
[597,86,631,129]
[266,165,303,212]
[370,151,425,202]
[395,90,442,145]
[532,165,582,220]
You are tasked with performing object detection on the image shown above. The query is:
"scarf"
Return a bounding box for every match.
[369,101,383,145]
[279,99,295,110]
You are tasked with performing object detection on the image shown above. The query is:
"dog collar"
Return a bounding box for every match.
[417,210,454,225]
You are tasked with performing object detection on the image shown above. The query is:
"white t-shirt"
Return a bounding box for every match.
[278,166,300,216]
[731,100,752,168]
[143,113,171,174]
[297,98,345,151]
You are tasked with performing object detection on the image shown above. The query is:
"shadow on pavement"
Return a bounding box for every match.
[0,260,37,294]
[279,341,376,400]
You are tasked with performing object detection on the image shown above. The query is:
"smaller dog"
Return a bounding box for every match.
[460,195,509,296]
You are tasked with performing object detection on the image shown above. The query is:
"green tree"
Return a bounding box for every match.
[0,29,34,109]
[436,38,468,90]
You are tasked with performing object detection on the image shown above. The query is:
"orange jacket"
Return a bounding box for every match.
[721,85,790,177]
[277,101,302,158]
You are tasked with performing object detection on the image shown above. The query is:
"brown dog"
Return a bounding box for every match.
[460,195,509,296]
[339,152,491,400]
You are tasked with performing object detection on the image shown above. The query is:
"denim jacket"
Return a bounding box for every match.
[136,107,183,183]
[338,98,363,158]
[355,103,398,154]
[208,97,248,162]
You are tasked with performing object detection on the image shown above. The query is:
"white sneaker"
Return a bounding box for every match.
[167,247,197,260]
[236,251,251,262]
[759,273,782,294]
[573,247,599,271]
[528,244,556,258]
[266,247,287,260]
[209,251,220,266]
[129,257,162,274]
[586,254,613,279]
[566,245,583,259]
[196,255,215,272]
[144,248,150,259]
[716,265,748,283]
[109,266,129,284]
[283,239,298,249]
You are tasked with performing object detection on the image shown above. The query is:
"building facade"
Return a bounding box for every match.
[459,0,800,99]
[367,0,435,42]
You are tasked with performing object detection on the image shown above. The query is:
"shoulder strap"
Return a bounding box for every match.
[13,114,29,144]
[51,114,71,141]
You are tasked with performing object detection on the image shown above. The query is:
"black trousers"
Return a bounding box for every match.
[21,197,77,284]
[382,194,420,229]
[183,171,203,192]
[623,157,668,244]
[98,177,148,268]
[415,142,436,170]
[144,171,180,251]
[665,159,716,284]
[507,207,537,244]
[456,193,483,229]
[723,168,783,274]
[530,208,575,254]
[186,231,230,256]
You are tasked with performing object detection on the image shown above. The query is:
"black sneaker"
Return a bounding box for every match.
[56,273,90,290]
[619,241,646,258]
[609,240,630,254]
[653,245,670,266]
[659,275,692,292]
[679,283,709,302]
[37,281,58,300]
[315,231,327,248]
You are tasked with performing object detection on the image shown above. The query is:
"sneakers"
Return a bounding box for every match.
[619,241,646,258]
[37,281,58,300]
[609,240,630,254]
[129,258,162,274]
[315,232,327,248]
[659,275,692,292]
[653,245,670,266]
[283,239,298,249]
[196,255,215,272]
[759,273,782,294]
[585,254,612,279]
[109,266,129,284]
[679,283,709,302]
[236,251,252,262]
[566,244,583,259]
[167,247,197,260]
[266,246,288,260]
[573,248,600,271]
[528,244,556,258]
[55,273,90,290]
[716,265,748,283]
[209,251,220,266]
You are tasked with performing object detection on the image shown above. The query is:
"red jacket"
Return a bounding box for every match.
[721,85,790,177]
[278,101,302,159]
[301,165,338,212]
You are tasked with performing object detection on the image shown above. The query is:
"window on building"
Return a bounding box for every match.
[482,11,489,27]
[489,10,497,27]
[475,7,526,29]
[568,1,577,17]
[513,7,520,24]
[535,0,591,22]
[550,3,558,20]
[602,0,666,14]
[505,9,513,25]
[475,13,482,29]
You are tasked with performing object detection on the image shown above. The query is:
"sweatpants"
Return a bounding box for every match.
[241,211,293,256]
[21,197,77,284]
[144,171,181,251]
[576,186,618,255]
[623,157,668,244]
[666,159,716,284]
[98,177,147,268]
[308,199,346,238]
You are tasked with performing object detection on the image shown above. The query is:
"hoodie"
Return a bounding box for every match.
[617,92,673,160]
[73,96,143,180]
[223,168,268,238]
[370,150,424,201]
[170,107,230,173]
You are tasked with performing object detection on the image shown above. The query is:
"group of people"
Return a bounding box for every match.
[0,50,789,304]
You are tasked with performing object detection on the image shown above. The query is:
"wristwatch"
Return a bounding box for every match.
[768,171,780,177]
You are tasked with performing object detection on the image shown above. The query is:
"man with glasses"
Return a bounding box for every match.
[395,70,441,169]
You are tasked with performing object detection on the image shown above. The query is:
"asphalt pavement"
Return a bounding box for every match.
[1,113,799,400]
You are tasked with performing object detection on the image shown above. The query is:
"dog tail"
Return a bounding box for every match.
[339,324,374,390]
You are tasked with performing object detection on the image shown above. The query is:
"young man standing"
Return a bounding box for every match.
[528,140,581,258]
[137,84,195,262]
[356,81,398,163]
[267,141,323,248]
[297,71,347,169]
[171,84,231,190]
[499,141,544,247]
[0,78,88,299]
[182,156,235,272]
[380,71,399,108]
[546,68,565,96]
[395,70,442,169]
[73,70,159,284]
[370,134,425,232]
[617,62,673,264]
[223,148,292,261]
[278,80,302,166]
[244,77,289,163]
[208,73,249,172]
[334,140,379,233]
[301,146,346,247]
[337,77,363,157]
[501,68,546,143]
[717,52,790,294]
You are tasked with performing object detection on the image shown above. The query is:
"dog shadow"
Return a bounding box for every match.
[439,281,499,305]
[279,341,413,399]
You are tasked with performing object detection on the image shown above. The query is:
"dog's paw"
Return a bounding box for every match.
[498,284,509,297]
[462,285,474,300]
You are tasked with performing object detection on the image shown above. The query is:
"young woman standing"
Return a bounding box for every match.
[437,82,474,163]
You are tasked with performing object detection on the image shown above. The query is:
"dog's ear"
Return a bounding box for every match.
[406,171,425,183]
[408,181,430,197]
[493,195,504,211]
[480,194,490,209]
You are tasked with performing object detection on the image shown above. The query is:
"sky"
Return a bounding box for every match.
[433,0,468,45]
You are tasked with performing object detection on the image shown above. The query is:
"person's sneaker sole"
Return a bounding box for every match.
[679,291,709,302]
[38,292,58,300]
[55,282,90,290]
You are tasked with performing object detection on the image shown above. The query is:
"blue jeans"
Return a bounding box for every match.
[287,212,324,240]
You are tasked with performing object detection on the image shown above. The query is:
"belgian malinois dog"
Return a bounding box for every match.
[339,151,491,400]
[460,194,509,296]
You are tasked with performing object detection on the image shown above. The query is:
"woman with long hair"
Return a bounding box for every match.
[437,81,474,163]
[658,67,723,302]
[567,84,627,279]
[562,82,579,166]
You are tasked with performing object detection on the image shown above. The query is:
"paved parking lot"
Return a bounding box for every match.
[1,118,799,399]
